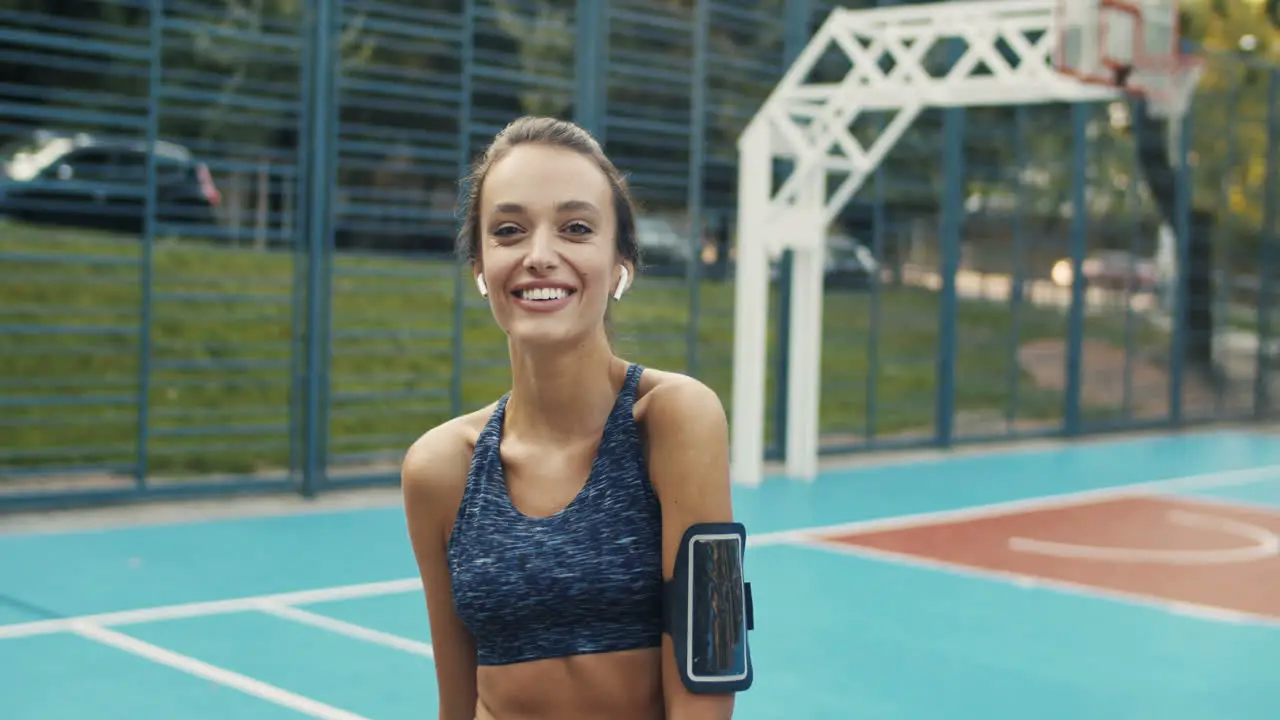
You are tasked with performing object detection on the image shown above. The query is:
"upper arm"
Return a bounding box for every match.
[401,425,478,720]
[643,378,738,719]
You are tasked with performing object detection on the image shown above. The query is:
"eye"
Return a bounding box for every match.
[563,221,594,237]
[491,223,523,239]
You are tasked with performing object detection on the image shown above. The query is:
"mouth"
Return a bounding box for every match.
[512,286,574,301]
[510,284,577,312]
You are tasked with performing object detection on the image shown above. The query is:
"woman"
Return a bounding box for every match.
[401,116,743,720]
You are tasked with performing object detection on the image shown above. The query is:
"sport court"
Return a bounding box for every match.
[2,429,1279,719]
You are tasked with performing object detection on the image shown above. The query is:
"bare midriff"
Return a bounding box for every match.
[474,647,664,720]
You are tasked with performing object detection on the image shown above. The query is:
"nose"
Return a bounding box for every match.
[523,225,560,272]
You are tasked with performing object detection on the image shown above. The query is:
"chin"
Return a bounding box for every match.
[503,317,594,350]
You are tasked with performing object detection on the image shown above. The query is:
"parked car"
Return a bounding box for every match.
[634,215,723,277]
[1050,249,1157,292]
[635,215,693,271]
[0,129,222,234]
[823,234,880,290]
[768,234,881,291]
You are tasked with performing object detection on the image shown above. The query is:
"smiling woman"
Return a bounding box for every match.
[399,116,754,720]
[460,121,640,349]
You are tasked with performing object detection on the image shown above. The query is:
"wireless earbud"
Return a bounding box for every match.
[475,274,488,298]
[613,266,629,301]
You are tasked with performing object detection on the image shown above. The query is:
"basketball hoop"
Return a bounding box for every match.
[1054,0,1201,158]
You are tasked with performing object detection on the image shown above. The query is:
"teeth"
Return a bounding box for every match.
[520,287,568,301]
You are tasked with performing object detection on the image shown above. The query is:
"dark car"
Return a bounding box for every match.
[0,130,222,234]
[823,234,880,290]
[768,234,881,291]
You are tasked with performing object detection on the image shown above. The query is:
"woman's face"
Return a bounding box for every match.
[475,143,626,348]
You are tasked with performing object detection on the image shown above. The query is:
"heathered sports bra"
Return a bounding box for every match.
[446,363,664,666]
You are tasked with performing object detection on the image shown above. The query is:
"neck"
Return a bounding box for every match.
[505,331,625,442]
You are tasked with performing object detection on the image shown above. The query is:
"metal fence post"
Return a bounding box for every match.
[134,0,163,489]
[1256,68,1280,418]
[684,0,709,379]
[301,0,337,497]
[1215,77,1243,420]
[574,0,607,138]
[289,3,315,491]
[1168,93,1194,426]
[1006,106,1030,426]
[936,28,967,448]
[1063,102,1088,435]
[866,137,885,440]
[936,103,963,448]
[450,0,476,420]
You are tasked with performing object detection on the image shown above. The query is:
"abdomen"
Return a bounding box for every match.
[476,646,664,720]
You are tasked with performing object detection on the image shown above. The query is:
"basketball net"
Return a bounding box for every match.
[1126,59,1204,164]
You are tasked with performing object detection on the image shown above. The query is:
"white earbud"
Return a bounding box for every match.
[475,274,488,298]
[613,266,629,301]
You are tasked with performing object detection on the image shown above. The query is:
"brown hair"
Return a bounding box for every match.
[456,116,641,273]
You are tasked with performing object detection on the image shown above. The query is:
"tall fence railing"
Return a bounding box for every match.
[1,0,1277,511]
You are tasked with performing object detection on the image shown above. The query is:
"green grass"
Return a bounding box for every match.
[0,220,1170,478]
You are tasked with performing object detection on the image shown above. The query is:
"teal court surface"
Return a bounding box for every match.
[3,429,1280,719]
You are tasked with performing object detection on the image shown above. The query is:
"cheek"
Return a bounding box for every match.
[478,248,516,285]
[568,244,618,284]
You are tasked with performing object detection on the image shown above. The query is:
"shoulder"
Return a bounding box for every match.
[631,368,734,536]
[632,368,729,498]
[633,367,727,431]
[400,403,495,531]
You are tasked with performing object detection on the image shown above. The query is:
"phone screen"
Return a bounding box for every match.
[687,534,749,681]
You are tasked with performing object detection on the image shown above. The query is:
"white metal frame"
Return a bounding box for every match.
[729,0,1198,487]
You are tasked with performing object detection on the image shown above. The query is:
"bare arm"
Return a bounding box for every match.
[401,425,478,720]
[643,378,738,720]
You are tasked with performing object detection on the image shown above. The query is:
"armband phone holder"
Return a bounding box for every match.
[663,521,754,694]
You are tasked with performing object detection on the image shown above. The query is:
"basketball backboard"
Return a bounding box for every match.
[1054,0,1198,119]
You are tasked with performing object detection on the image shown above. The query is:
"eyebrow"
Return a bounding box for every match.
[492,200,601,215]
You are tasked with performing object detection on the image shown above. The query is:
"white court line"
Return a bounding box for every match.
[0,578,422,640]
[1163,490,1280,516]
[1,463,1277,641]
[747,463,1280,547]
[792,537,1280,628]
[1008,509,1280,565]
[70,622,370,720]
[257,602,434,658]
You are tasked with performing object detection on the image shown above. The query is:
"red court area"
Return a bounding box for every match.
[817,496,1280,621]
